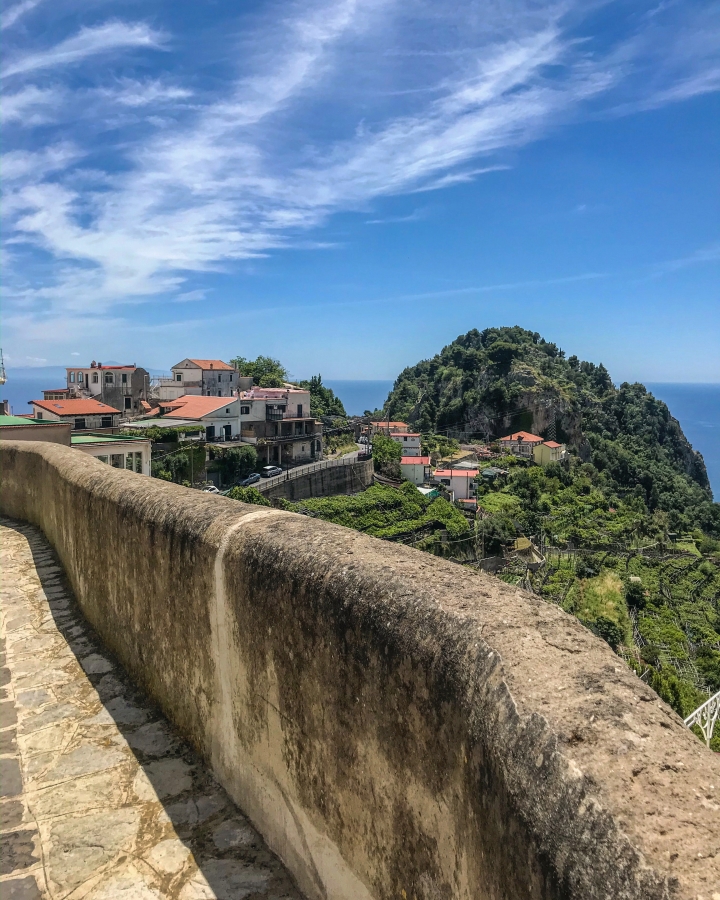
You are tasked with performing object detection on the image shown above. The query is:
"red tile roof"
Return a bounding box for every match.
[400,456,430,465]
[161,395,235,419]
[31,399,121,416]
[391,432,420,438]
[371,421,407,428]
[433,469,479,478]
[186,359,236,371]
[543,441,562,448]
[499,431,543,443]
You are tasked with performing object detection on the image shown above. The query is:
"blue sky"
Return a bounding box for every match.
[2,0,719,381]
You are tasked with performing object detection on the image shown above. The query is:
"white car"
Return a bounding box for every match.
[202,485,220,493]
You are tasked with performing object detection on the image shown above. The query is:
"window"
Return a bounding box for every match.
[36,412,43,420]
[125,454,134,470]
[135,454,142,473]
[105,373,114,385]
[78,372,84,383]
[225,408,230,413]
[403,436,407,442]
[111,454,124,468]
[124,397,132,410]
[241,406,250,415]
[92,373,99,384]
[217,374,222,383]
[97,455,109,464]
[121,373,128,384]
[297,404,303,417]
[70,372,75,383]
[74,418,86,430]
[175,373,182,382]
[101,416,113,428]
[218,391,222,397]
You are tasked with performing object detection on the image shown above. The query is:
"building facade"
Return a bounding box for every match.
[432,468,480,501]
[71,434,151,475]
[158,396,243,441]
[155,359,241,399]
[237,387,323,465]
[65,363,150,416]
[400,456,431,486]
[390,432,422,457]
[498,431,544,458]
[31,399,122,431]
[533,441,567,466]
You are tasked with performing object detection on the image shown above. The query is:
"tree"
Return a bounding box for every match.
[230,355,288,387]
[217,445,258,483]
[371,433,401,478]
[297,375,346,417]
[625,579,646,610]
[227,486,271,506]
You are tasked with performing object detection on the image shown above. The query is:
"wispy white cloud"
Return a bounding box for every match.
[1,0,44,31]
[2,0,720,354]
[1,21,164,79]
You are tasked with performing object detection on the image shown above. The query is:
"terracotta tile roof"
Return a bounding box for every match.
[31,399,121,416]
[371,421,407,428]
[499,431,544,443]
[162,395,236,419]
[433,469,479,478]
[391,432,420,438]
[186,359,236,371]
[543,441,562,448]
[401,456,430,465]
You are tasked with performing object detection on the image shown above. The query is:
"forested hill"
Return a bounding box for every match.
[382,326,719,536]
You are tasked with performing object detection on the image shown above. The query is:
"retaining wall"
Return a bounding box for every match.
[259,457,373,501]
[1,440,718,900]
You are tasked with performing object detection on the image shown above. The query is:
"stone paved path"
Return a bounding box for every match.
[0,518,304,900]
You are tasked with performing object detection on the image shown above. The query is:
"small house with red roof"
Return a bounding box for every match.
[498,431,545,458]
[432,468,480,501]
[65,362,149,416]
[400,456,431,486]
[31,398,122,431]
[169,359,240,399]
[533,440,567,466]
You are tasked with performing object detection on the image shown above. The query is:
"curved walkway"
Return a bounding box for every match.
[0,518,303,900]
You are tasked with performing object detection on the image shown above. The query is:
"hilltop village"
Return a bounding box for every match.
[1,333,718,753]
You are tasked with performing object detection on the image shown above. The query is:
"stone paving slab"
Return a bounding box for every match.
[0,518,304,900]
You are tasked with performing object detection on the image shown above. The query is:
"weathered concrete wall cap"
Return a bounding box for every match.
[1,440,719,900]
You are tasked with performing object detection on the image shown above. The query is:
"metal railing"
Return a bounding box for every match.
[684,690,720,747]
[256,451,371,491]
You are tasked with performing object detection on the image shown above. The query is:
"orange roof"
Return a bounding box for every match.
[31,399,121,415]
[433,469,479,478]
[162,395,235,419]
[499,431,543,443]
[390,432,420,438]
[543,440,562,448]
[186,359,235,371]
[371,421,407,428]
[401,456,430,465]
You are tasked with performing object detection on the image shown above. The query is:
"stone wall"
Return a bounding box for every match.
[259,457,373,501]
[1,440,718,900]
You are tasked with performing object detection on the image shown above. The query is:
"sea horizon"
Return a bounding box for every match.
[4,370,718,498]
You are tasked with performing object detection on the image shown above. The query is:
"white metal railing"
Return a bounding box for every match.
[684,690,720,747]
[256,451,371,491]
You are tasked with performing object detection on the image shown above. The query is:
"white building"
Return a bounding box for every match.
[390,432,422,457]
[153,359,241,401]
[65,363,150,416]
[156,395,243,441]
[432,468,480,501]
[237,387,322,466]
[71,434,151,475]
[31,399,122,431]
[400,456,431,486]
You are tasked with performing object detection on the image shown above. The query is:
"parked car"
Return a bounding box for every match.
[260,465,283,478]
[239,473,261,487]
[202,485,220,494]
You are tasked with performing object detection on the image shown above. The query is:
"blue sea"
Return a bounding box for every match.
[4,370,718,498]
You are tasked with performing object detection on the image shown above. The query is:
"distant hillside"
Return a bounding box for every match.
[382,326,719,536]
